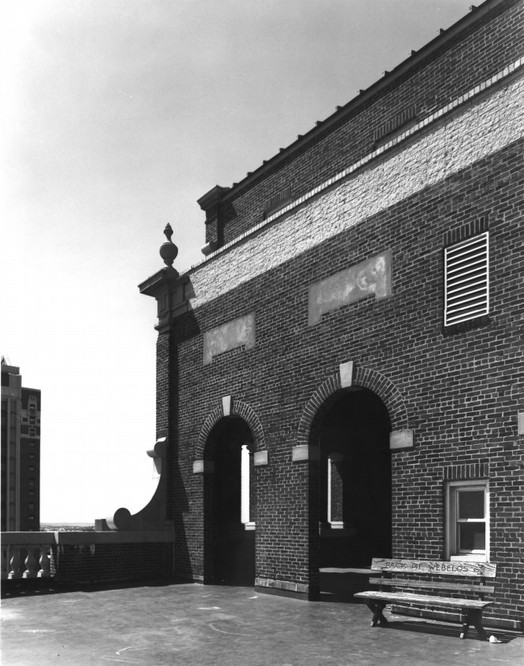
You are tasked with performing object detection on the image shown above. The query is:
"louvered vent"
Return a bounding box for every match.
[444,232,489,327]
[263,185,292,219]
[373,104,417,143]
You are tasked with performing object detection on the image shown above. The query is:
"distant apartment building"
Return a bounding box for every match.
[1,359,41,531]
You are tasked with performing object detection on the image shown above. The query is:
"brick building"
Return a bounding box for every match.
[1,359,41,531]
[118,0,523,630]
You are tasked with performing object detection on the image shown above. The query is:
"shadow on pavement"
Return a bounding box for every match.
[1,578,187,599]
[377,618,519,644]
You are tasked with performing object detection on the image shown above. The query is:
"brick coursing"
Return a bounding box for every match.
[189,73,523,311]
[207,0,522,249]
[147,0,524,627]
[165,136,524,620]
[52,543,174,586]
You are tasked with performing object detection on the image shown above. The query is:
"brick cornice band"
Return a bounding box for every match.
[186,64,523,311]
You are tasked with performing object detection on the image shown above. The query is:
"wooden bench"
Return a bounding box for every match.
[354,558,497,640]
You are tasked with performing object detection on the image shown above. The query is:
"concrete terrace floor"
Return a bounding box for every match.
[2,582,523,666]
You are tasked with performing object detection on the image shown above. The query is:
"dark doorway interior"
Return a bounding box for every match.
[317,388,391,569]
[205,416,255,586]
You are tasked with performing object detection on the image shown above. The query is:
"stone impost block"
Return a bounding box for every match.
[254,450,268,466]
[389,429,414,450]
[292,445,320,462]
[193,460,215,474]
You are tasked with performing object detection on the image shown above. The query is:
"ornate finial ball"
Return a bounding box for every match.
[159,223,178,267]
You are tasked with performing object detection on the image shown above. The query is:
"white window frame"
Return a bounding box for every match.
[240,444,255,530]
[446,479,489,562]
[327,454,345,529]
[444,232,489,327]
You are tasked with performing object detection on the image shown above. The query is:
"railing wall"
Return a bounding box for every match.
[2,531,175,588]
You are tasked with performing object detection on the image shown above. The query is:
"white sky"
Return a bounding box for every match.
[1,0,474,524]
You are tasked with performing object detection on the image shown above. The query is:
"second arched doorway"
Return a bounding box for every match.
[313,387,392,569]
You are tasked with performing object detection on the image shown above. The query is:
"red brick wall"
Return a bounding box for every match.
[169,135,523,621]
[208,0,522,249]
[154,0,524,627]
[53,543,174,586]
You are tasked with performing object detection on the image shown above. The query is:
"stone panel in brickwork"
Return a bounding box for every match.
[308,252,391,325]
[202,312,255,365]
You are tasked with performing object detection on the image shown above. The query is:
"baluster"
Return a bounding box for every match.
[23,547,39,578]
[38,546,51,578]
[8,547,22,579]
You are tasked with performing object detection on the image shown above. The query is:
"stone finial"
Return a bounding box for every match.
[159,223,178,267]
[163,223,173,241]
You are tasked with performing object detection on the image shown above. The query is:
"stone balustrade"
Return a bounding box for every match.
[2,532,56,580]
[1,531,175,587]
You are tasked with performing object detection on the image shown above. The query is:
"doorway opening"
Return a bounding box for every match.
[313,387,391,597]
[204,416,255,586]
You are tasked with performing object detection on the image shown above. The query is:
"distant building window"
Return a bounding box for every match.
[446,480,489,561]
[444,232,489,327]
[29,427,36,437]
[29,466,35,472]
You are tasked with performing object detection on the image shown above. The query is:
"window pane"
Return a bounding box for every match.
[458,523,485,551]
[458,490,484,519]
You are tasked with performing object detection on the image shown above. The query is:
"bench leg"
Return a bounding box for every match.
[460,610,488,640]
[459,617,470,640]
[471,610,488,641]
[366,602,388,627]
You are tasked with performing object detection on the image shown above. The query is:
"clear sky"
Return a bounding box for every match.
[1,0,474,524]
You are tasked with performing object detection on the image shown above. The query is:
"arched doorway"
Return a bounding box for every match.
[314,387,392,569]
[204,416,255,586]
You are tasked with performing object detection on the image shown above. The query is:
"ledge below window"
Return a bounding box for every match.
[449,554,487,563]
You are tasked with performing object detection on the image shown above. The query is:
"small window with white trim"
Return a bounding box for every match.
[446,480,489,561]
[444,232,489,327]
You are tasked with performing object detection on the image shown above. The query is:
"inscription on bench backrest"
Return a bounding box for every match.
[371,558,497,578]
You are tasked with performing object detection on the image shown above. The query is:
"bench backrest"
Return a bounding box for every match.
[371,558,497,578]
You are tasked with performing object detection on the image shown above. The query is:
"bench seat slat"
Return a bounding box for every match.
[355,590,492,610]
[369,577,495,594]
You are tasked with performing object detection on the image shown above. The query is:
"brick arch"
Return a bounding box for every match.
[196,399,266,458]
[196,406,223,458]
[296,365,409,447]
